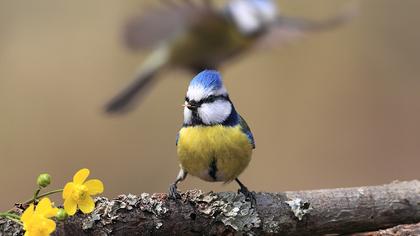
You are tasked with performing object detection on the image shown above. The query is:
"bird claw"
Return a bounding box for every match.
[238,186,257,207]
[168,183,181,199]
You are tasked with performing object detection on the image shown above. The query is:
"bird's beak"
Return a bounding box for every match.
[182,103,197,110]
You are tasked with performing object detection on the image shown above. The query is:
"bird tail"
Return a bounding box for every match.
[105,46,170,114]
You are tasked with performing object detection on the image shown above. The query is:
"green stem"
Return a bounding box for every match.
[23,189,64,206]
[7,189,64,213]
[33,187,41,205]
[0,212,20,220]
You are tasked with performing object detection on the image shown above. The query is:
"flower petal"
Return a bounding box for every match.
[64,198,77,216]
[73,168,90,185]
[78,196,95,214]
[21,204,34,223]
[84,179,104,195]
[44,218,57,234]
[44,207,59,219]
[63,182,74,199]
[35,198,53,215]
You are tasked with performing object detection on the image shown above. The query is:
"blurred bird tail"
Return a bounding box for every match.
[105,46,170,114]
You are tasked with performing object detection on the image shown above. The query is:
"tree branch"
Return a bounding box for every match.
[354,222,420,236]
[1,180,419,235]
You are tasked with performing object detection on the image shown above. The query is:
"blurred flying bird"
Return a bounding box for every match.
[105,0,355,113]
[170,70,256,204]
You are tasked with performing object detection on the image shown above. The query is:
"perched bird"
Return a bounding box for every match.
[170,70,256,204]
[106,0,354,113]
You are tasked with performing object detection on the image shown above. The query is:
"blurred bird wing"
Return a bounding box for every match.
[239,115,255,149]
[276,7,355,32]
[124,1,219,50]
[257,5,357,48]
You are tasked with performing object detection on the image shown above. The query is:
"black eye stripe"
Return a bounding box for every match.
[185,95,229,105]
[201,95,227,104]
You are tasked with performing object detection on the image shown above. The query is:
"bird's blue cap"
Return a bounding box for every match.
[189,70,223,90]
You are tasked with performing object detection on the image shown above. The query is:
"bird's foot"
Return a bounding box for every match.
[168,183,181,199]
[238,185,256,207]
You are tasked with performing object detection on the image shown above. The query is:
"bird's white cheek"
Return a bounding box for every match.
[184,107,192,124]
[199,101,232,125]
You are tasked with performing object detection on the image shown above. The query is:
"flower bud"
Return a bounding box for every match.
[37,173,51,188]
[56,208,68,221]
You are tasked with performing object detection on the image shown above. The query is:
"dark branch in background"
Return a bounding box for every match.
[1,180,419,235]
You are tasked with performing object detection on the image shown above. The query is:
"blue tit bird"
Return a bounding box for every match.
[169,70,256,204]
[105,0,354,113]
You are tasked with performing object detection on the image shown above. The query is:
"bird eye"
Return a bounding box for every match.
[185,97,190,102]
[207,95,216,103]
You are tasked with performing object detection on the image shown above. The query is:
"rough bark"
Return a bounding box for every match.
[1,180,419,235]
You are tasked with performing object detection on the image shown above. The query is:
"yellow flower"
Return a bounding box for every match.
[21,198,59,236]
[63,168,104,215]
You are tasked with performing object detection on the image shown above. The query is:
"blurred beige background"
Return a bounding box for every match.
[1,0,419,209]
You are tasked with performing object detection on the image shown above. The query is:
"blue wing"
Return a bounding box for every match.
[239,115,255,149]
[176,132,180,146]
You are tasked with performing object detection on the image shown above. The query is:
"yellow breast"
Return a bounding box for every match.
[177,125,253,182]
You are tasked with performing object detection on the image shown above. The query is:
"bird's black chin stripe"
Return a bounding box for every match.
[190,110,202,125]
